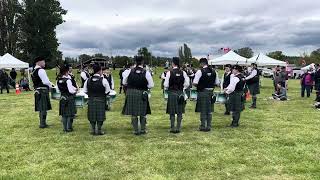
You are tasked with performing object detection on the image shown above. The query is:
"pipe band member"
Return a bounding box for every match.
[222,64,232,115]
[122,56,154,135]
[224,65,245,128]
[32,57,53,129]
[193,58,220,132]
[164,57,190,133]
[80,67,90,88]
[84,63,111,136]
[57,65,78,132]
[245,63,260,109]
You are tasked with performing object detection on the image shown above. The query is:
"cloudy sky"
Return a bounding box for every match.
[57,0,320,58]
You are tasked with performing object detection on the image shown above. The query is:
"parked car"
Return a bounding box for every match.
[292,68,304,79]
[261,68,273,78]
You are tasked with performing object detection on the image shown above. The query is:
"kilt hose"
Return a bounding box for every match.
[34,89,52,112]
[195,90,214,113]
[166,90,186,115]
[59,95,76,117]
[87,97,106,123]
[247,82,260,95]
[122,88,151,116]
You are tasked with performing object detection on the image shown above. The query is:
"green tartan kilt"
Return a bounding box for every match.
[195,90,214,113]
[229,92,243,112]
[34,89,52,112]
[248,82,260,95]
[166,90,186,115]
[59,95,76,117]
[87,97,106,122]
[122,89,151,116]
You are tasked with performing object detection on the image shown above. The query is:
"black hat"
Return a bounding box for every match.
[92,63,102,74]
[251,63,257,67]
[135,56,144,65]
[233,65,243,72]
[199,58,208,65]
[172,57,180,66]
[225,64,232,68]
[34,56,45,64]
[60,64,70,75]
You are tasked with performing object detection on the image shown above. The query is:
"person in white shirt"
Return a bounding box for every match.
[31,57,53,129]
[193,58,220,132]
[122,56,154,135]
[224,65,245,128]
[164,57,190,133]
[83,63,111,136]
[160,67,169,94]
[221,64,232,115]
[122,63,135,94]
[80,67,90,88]
[57,65,78,132]
[245,63,260,108]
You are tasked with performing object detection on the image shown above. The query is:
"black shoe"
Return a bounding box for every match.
[140,131,147,135]
[39,124,49,129]
[229,124,239,128]
[97,130,105,136]
[205,128,211,132]
[170,129,175,133]
[175,130,181,134]
[67,128,73,132]
[134,132,140,136]
[224,112,230,115]
[199,128,206,132]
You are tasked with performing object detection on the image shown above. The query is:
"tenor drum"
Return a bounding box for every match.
[163,89,168,100]
[189,89,198,100]
[214,92,227,104]
[51,87,61,100]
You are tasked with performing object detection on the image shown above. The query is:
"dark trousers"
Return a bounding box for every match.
[301,85,311,97]
[0,82,9,94]
[170,114,182,131]
[90,121,104,132]
[225,96,230,114]
[231,111,241,126]
[200,112,212,130]
[131,116,147,133]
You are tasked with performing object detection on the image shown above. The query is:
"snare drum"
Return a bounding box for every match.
[163,89,169,100]
[189,89,198,100]
[214,92,227,104]
[75,95,85,108]
[51,87,61,100]
[108,90,117,103]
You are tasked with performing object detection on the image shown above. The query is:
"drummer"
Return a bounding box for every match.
[193,58,220,132]
[83,63,111,135]
[224,65,245,127]
[57,65,78,132]
[80,67,90,88]
[164,57,189,133]
[68,65,78,121]
[103,67,115,90]
[122,63,134,94]
[122,56,154,135]
[32,57,53,129]
[221,64,232,115]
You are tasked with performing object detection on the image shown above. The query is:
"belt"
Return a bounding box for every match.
[36,87,48,90]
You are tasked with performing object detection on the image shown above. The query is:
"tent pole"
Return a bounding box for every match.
[27,68,32,89]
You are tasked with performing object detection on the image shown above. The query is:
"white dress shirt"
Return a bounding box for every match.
[57,75,77,94]
[160,72,166,80]
[193,66,220,86]
[245,69,257,80]
[163,67,190,89]
[225,74,240,94]
[81,71,89,81]
[83,74,111,94]
[122,66,155,89]
[34,65,52,88]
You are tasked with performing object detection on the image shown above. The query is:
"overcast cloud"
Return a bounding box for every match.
[56,0,320,58]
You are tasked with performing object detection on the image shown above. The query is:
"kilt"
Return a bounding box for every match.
[247,82,260,95]
[87,97,106,122]
[34,89,52,112]
[229,92,243,112]
[59,95,76,117]
[122,89,151,116]
[195,90,214,113]
[166,90,186,115]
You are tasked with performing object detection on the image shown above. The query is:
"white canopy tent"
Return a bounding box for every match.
[0,53,31,85]
[248,54,286,66]
[301,63,315,72]
[209,51,249,65]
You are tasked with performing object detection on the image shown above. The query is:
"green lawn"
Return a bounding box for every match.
[0,69,319,179]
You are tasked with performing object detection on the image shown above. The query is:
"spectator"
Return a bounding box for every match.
[273,83,287,101]
[301,70,314,98]
[0,69,10,94]
[20,76,31,91]
[10,68,17,82]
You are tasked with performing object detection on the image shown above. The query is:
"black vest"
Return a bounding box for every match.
[57,77,72,96]
[87,76,105,97]
[127,67,148,90]
[223,72,231,88]
[246,68,260,84]
[197,68,216,91]
[81,71,90,87]
[104,74,113,89]
[169,69,184,91]
[32,68,48,89]
[70,74,78,88]
[235,74,245,92]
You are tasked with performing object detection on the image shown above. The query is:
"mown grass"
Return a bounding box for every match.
[0,68,319,179]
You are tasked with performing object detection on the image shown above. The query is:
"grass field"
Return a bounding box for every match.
[0,68,319,179]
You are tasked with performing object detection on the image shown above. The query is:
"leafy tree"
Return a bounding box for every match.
[234,47,253,58]
[19,0,67,68]
[138,47,152,65]
[178,43,192,64]
[267,51,286,60]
